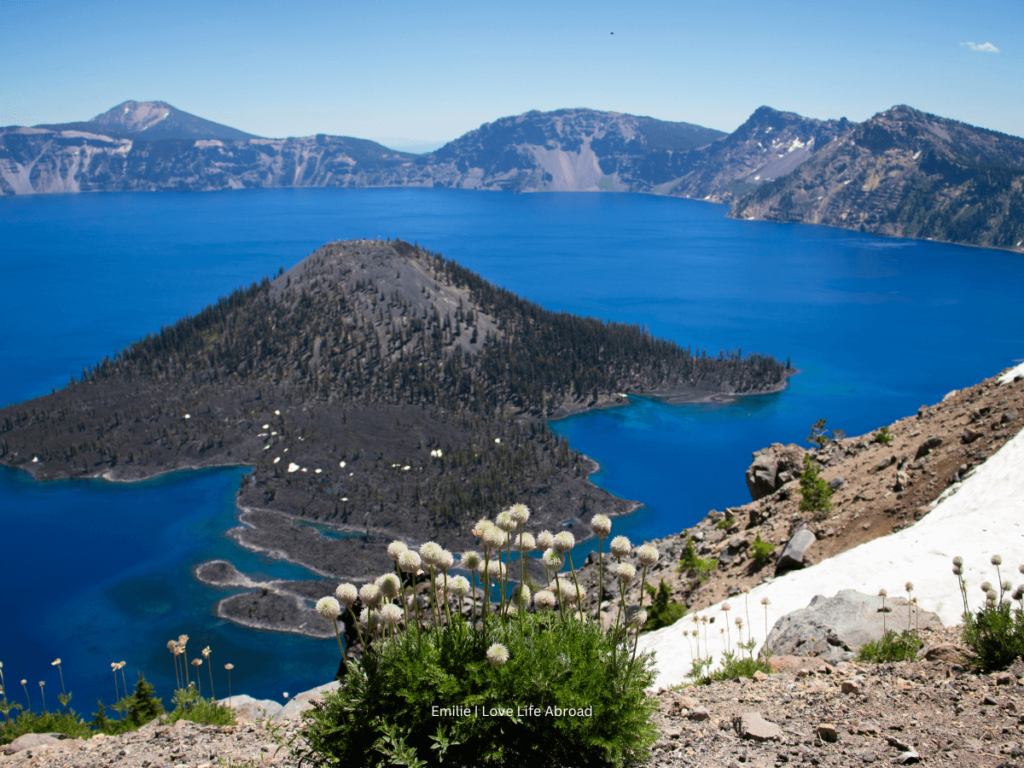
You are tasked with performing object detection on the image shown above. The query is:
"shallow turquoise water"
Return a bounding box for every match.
[1,188,1022,709]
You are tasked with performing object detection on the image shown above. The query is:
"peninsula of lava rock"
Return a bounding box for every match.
[0,240,789,632]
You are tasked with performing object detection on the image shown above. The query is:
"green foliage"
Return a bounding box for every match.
[750,533,775,568]
[857,630,923,663]
[298,612,657,768]
[126,673,164,727]
[961,600,1024,672]
[165,686,236,726]
[806,418,844,449]
[677,536,717,582]
[0,709,92,745]
[690,652,773,686]
[644,580,686,631]
[872,425,894,445]
[798,455,833,519]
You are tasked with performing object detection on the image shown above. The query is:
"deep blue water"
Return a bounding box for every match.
[2,188,1022,712]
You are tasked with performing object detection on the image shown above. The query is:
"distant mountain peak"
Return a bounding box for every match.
[86,100,260,142]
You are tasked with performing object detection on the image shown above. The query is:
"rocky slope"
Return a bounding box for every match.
[732,105,1024,251]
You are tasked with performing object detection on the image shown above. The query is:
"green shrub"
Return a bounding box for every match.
[806,418,845,449]
[872,425,894,445]
[165,686,236,726]
[298,612,657,768]
[798,455,833,518]
[678,536,717,582]
[857,630,923,663]
[688,652,772,686]
[0,709,92,745]
[750,534,775,568]
[961,599,1024,672]
[644,580,686,631]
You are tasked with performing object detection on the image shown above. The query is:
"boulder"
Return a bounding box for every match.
[914,435,943,459]
[734,712,782,741]
[775,524,815,574]
[218,694,284,722]
[274,681,340,720]
[745,443,807,501]
[764,590,942,662]
[3,734,61,755]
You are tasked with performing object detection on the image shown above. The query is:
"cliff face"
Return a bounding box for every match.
[731,106,1024,250]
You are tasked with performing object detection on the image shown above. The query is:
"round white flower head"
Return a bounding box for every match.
[1003,580,1013,592]
[512,584,532,608]
[553,531,575,553]
[735,616,744,628]
[387,541,409,561]
[534,589,557,610]
[590,514,612,538]
[433,572,448,591]
[486,643,509,666]
[721,602,731,613]
[202,646,211,659]
[905,582,914,593]
[380,604,403,626]
[629,609,648,629]
[316,596,341,621]
[51,658,61,666]
[509,503,531,525]
[610,536,632,559]
[359,609,381,632]
[336,583,358,607]
[419,542,444,568]
[224,663,234,671]
[486,560,506,579]
[741,585,750,594]
[495,510,517,533]
[616,562,637,584]
[514,532,536,552]
[376,573,401,599]
[952,556,963,567]
[878,589,887,598]
[637,544,659,567]
[992,554,1003,566]
[953,565,963,576]
[483,526,506,551]
[981,582,993,593]
[460,551,482,570]
[359,583,383,608]
[450,575,471,598]
[536,531,555,549]
[542,548,565,571]
[554,577,577,603]
[437,550,455,572]
[398,551,422,574]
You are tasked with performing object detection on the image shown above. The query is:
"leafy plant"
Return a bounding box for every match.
[807,418,845,449]
[953,555,1024,671]
[165,686,236,726]
[690,652,772,686]
[677,536,717,582]
[872,425,894,445]
[298,611,657,768]
[798,454,833,519]
[643,580,686,631]
[857,630,923,663]
[750,533,775,568]
[0,709,92,746]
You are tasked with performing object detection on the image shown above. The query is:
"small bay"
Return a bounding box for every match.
[1,188,1022,709]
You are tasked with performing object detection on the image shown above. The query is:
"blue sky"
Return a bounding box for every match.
[3,0,1020,143]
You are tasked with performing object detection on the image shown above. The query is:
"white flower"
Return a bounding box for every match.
[359,583,382,608]
[380,604,403,626]
[534,589,557,610]
[450,575,471,598]
[419,542,444,567]
[398,551,422,574]
[387,541,409,561]
[486,560,506,580]
[376,573,401,599]
[513,584,532,608]
[437,549,455,572]
[590,514,612,538]
[537,531,555,550]
[483,527,506,550]
[508,504,530,525]
[316,597,341,621]
[629,609,648,628]
[460,551,482,570]
[553,531,575,553]
[486,643,509,666]
[541,548,565,571]
[616,562,636,584]
[637,544,659,567]
[610,535,632,558]
[495,511,517,533]
[335,583,358,607]
[514,532,536,551]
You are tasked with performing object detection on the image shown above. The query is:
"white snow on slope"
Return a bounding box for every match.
[638,371,1024,690]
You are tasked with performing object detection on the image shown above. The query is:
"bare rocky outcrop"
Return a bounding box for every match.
[745,442,806,500]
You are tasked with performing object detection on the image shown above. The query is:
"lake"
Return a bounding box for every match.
[2,187,1022,710]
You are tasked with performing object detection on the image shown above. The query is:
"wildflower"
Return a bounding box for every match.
[450,576,470,598]
[877,589,887,598]
[359,583,383,609]
[317,596,342,620]
[472,518,493,537]
[514,532,536,551]
[1003,581,1013,593]
[952,556,963,567]
[460,551,482,571]
[981,582,993,593]
[380,604,403,626]
[335,583,358,607]
[486,644,509,666]
[483,526,506,550]
[542,548,565,571]
[534,589,557,609]
[508,503,531,525]
[437,550,455,572]
[386,541,408,561]
[905,582,913,593]
[553,531,575,553]
[398,551,422,574]
[953,565,963,576]
[1020,565,1024,574]
[192,658,202,668]
[741,585,750,594]
[513,584,532,608]
[761,597,770,606]
[486,560,505,580]
[419,542,443,567]
[495,511,517,533]
[637,544,659,567]
[992,555,1003,566]
[202,646,211,659]
[735,617,744,628]
[376,573,401,599]
[721,602,731,613]
[629,610,648,629]
[590,514,612,538]
[537,531,555,549]
[51,659,60,666]
[610,535,632,559]
[616,562,637,584]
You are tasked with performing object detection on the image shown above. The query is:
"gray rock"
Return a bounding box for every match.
[817,723,839,742]
[218,694,284,722]
[734,712,782,741]
[961,428,984,444]
[687,706,711,721]
[3,734,61,755]
[745,443,807,501]
[895,750,920,764]
[914,435,943,459]
[274,681,340,720]
[1002,409,1019,423]
[828,476,845,490]
[775,524,815,574]
[764,589,942,661]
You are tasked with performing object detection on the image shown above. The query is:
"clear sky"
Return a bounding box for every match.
[2,0,1020,143]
